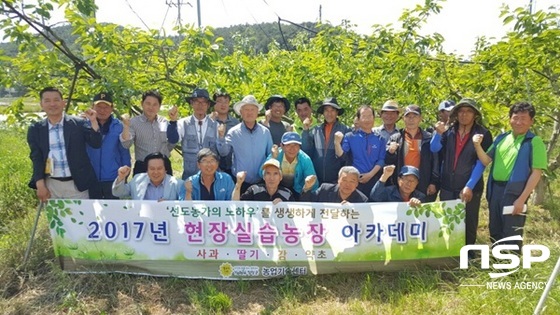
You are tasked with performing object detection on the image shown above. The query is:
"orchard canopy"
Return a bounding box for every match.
[0,0,559,202]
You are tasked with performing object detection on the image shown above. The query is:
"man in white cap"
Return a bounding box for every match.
[437,100,455,126]
[232,159,294,204]
[167,88,219,180]
[217,95,273,193]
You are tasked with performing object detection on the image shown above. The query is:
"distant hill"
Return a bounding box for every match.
[0,21,320,58]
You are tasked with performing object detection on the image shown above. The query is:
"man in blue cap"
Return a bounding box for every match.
[267,131,319,199]
[370,165,426,207]
[167,88,219,179]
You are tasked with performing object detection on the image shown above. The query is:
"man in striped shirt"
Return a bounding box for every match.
[120,90,174,176]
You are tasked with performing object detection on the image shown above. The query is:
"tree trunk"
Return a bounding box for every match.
[532,178,547,205]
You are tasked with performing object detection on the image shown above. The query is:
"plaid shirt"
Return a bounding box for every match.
[48,117,71,177]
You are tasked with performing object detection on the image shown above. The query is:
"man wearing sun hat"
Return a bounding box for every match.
[430,97,492,247]
[261,94,292,145]
[266,131,319,199]
[167,88,219,180]
[232,159,295,203]
[301,97,351,184]
[86,92,131,199]
[217,95,273,193]
[373,99,401,142]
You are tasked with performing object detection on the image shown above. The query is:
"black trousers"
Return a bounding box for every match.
[89,181,118,199]
[439,188,482,246]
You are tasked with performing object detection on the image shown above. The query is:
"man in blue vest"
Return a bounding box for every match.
[463,102,547,248]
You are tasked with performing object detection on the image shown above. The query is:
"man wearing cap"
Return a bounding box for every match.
[210,90,240,177]
[370,165,425,207]
[179,148,235,201]
[334,105,386,196]
[261,95,292,145]
[437,100,455,126]
[233,159,295,204]
[300,166,369,203]
[27,87,101,201]
[463,102,547,249]
[292,97,317,134]
[167,88,219,180]
[86,92,131,199]
[217,95,273,194]
[120,90,174,176]
[430,98,492,246]
[373,100,401,142]
[385,105,439,202]
[267,131,319,199]
[301,97,351,184]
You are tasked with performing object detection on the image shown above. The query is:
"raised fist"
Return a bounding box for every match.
[117,166,131,181]
[217,123,226,138]
[121,114,130,127]
[168,105,178,121]
[83,108,97,122]
[383,165,396,177]
[334,131,344,144]
[388,141,399,154]
[184,179,193,192]
[236,171,246,184]
[304,175,317,191]
[472,134,484,147]
[271,145,279,159]
[303,117,312,130]
[434,121,447,135]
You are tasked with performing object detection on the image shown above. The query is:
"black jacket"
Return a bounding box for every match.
[385,128,439,197]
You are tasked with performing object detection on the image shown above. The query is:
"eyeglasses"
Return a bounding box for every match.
[399,177,418,185]
[199,159,218,165]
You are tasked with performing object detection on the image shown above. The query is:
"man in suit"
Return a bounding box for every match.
[27,87,102,201]
[112,152,183,200]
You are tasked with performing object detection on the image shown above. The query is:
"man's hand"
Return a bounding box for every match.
[359,172,373,184]
[36,179,50,202]
[121,114,130,127]
[512,198,526,216]
[303,175,317,192]
[409,198,421,207]
[381,165,395,181]
[218,123,226,138]
[209,111,219,121]
[184,179,193,192]
[472,134,484,147]
[236,171,246,184]
[427,184,437,196]
[117,166,131,181]
[263,109,271,126]
[272,198,283,205]
[434,121,447,135]
[168,105,178,122]
[303,117,312,131]
[84,109,99,131]
[271,145,279,159]
[334,131,344,144]
[460,186,473,203]
[388,141,399,154]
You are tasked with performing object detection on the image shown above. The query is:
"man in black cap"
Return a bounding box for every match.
[261,95,292,145]
[86,92,131,199]
[167,88,219,179]
[431,98,492,247]
[385,105,439,202]
[301,97,351,184]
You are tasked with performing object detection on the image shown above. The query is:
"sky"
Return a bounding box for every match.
[86,0,559,56]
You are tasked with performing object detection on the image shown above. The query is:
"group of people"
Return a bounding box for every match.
[27,86,546,248]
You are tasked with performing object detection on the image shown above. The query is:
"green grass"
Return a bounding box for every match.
[0,128,559,314]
